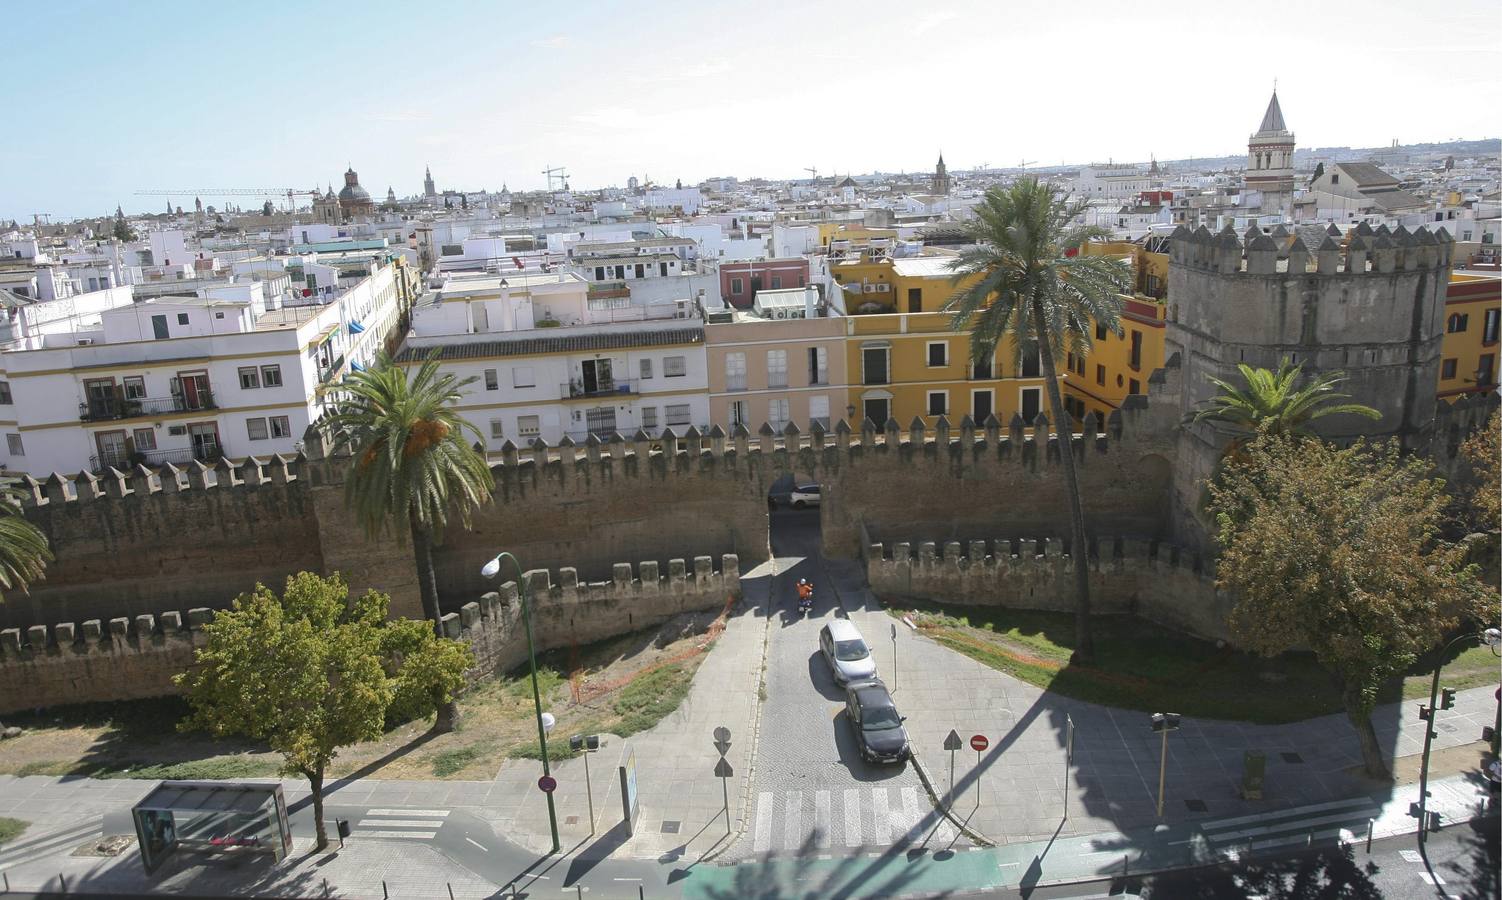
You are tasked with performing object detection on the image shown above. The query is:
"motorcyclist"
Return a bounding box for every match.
[797,579,813,611]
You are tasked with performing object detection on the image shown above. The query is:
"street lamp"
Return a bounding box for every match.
[1150,712,1181,818]
[1412,627,1502,844]
[482,551,561,854]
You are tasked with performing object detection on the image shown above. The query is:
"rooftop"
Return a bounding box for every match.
[396,324,704,362]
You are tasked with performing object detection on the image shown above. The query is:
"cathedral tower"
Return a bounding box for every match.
[1246,91,1295,215]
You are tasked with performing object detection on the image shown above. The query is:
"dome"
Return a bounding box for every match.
[339,182,371,203]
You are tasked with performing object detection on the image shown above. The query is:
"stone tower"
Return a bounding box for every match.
[424,165,436,199]
[1164,222,1454,547]
[932,153,950,196]
[1246,91,1295,216]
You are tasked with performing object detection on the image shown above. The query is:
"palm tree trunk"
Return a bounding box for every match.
[1030,305,1096,664]
[408,513,457,733]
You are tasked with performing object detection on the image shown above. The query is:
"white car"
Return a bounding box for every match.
[790,483,821,509]
[819,619,877,684]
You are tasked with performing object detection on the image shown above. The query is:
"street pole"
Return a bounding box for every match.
[1156,727,1168,819]
[1414,628,1500,844]
[721,771,731,835]
[582,749,595,836]
[891,622,898,695]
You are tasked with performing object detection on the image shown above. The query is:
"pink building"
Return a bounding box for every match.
[719,258,809,309]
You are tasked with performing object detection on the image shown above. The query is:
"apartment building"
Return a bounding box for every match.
[705,298,847,433]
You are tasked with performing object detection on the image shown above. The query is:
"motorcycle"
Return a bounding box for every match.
[797,588,813,617]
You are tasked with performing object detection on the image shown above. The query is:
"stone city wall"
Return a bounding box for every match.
[866,536,1232,642]
[0,555,740,714]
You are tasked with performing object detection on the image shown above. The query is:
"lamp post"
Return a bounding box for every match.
[483,551,561,854]
[1413,627,1502,844]
[1150,712,1181,818]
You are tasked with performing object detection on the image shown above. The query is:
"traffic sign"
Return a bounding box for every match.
[970,734,989,752]
[943,730,963,751]
[538,775,558,793]
[713,725,732,756]
[714,757,734,778]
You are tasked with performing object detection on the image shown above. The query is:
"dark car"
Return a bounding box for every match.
[844,680,910,764]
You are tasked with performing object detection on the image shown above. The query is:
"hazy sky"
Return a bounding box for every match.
[4,0,1498,221]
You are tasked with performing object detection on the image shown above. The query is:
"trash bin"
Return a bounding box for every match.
[1241,751,1266,800]
[336,818,351,839]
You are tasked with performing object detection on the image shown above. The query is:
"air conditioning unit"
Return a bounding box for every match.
[76,338,94,345]
[863,283,875,294]
[876,283,890,293]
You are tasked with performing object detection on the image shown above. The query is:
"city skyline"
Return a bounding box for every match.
[4,0,1499,221]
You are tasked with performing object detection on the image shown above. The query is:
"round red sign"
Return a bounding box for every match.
[970,735,989,752]
[538,775,558,793]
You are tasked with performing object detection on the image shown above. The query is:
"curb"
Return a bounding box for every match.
[908,749,997,848]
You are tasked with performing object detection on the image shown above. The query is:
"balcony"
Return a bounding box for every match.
[564,379,636,399]
[89,446,222,473]
[79,391,217,422]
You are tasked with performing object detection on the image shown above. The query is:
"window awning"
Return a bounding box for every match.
[346,321,366,334]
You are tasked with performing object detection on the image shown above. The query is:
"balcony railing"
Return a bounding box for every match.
[89,446,222,473]
[79,391,216,422]
[564,379,635,399]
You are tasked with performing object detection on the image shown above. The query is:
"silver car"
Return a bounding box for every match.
[819,619,877,684]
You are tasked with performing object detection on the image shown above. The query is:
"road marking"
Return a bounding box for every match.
[1399,850,1422,862]
[464,837,488,851]
[814,790,832,848]
[356,830,438,839]
[365,808,450,818]
[752,792,774,852]
[1200,796,1372,831]
[843,789,863,847]
[784,790,804,851]
[1419,873,1446,886]
[357,818,449,828]
[1204,808,1379,844]
[899,786,922,839]
[612,878,643,882]
[871,787,892,844]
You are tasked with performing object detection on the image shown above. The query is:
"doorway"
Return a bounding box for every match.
[582,358,614,394]
[972,389,993,424]
[862,397,889,427]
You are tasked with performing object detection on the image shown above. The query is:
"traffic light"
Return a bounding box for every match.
[1418,704,1431,721]
[1440,688,1456,710]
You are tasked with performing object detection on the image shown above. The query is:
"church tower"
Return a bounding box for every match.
[931,153,951,195]
[1246,90,1295,215]
[423,165,436,199]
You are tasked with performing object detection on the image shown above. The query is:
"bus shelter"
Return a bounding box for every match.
[131,781,292,874]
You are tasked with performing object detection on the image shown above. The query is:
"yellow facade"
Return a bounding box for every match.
[1438,273,1501,397]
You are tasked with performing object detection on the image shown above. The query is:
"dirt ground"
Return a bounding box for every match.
[0,608,725,783]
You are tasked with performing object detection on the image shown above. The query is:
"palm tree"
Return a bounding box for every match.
[1192,359,1381,439]
[0,477,52,602]
[321,351,493,732]
[944,179,1133,664]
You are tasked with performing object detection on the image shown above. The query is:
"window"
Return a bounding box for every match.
[1330,174,1339,185]
[518,415,541,437]
[927,341,948,368]
[729,400,748,429]
[767,350,787,388]
[132,428,156,452]
[1020,387,1041,422]
[725,352,746,390]
[926,391,947,416]
[771,276,782,289]
[767,398,789,430]
[594,266,606,281]
[490,419,505,440]
[1021,352,1040,378]
[1096,364,1106,386]
[0,381,10,404]
[1095,323,1108,341]
[664,356,686,377]
[513,366,535,388]
[260,365,282,388]
[484,368,499,390]
[1441,358,1458,379]
[238,366,260,389]
[808,346,828,384]
[151,315,169,339]
[641,406,658,429]
[246,417,269,440]
[1129,378,1141,395]
[907,288,922,312]
[862,346,889,385]
[269,416,291,439]
[731,277,744,295]
[5,434,22,457]
[1447,313,1469,333]
[586,407,617,435]
[1485,309,1500,344]
[1129,330,1144,370]
[972,353,993,379]
[659,262,669,276]
[1479,353,1495,387]
[639,358,653,380]
[809,395,830,430]
[666,404,692,427]
[177,313,189,325]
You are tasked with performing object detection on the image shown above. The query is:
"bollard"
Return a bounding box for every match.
[448,883,455,900]
[59,872,67,894]
[508,881,518,899]
[383,880,389,899]
[1122,854,1129,877]
[322,877,329,898]
[639,886,645,899]
[577,886,585,899]
[1366,818,1374,853]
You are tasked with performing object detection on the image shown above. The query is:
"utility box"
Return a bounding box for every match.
[1241,751,1266,800]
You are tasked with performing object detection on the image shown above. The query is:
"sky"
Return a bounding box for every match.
[3,0,1498,221]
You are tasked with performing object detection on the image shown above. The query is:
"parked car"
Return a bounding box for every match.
[844,680,910,764]
[819,619,877,684]
[790,483,820,509]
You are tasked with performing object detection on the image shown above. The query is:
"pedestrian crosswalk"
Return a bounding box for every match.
[750,785,959,854]
[353,808,450,840]
[1199,796,1379,856]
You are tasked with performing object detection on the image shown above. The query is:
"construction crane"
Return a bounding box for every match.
[135,188,322,213]
[1017,160,1038,170]
[804,166,819,181]
[541,166,568,192]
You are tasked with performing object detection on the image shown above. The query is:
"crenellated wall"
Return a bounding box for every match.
[0,555,740,714]
[866,536,1231,642]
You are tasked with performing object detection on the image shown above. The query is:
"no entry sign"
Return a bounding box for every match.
[970,734,989,752]
[538,775,558,793]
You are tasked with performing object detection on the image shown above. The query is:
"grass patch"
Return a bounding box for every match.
[890,602,1502,724]
[431,743,489,777]
[0,817,27,846]
[612,664,692,736]
[507,739,584,763]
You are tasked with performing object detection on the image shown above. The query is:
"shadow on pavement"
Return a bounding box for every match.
[808,651,847,701]
[561,819,630,885]
[1131,841,1384,899]
[285,729,438,814]
[831,708,912,784]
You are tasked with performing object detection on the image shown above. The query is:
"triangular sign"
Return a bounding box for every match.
[943,729,963,751]
[714,740,732,756]
[714,757,734,778]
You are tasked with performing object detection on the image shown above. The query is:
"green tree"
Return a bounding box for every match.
[0,478,52,602]
[1458,409,1500,532]
[111,218,135,242]
[1208,432,1490,778]
[176,572,472,849]
[944,178,1132,662]
[1191,358,1380,440]
[321,352,493,732]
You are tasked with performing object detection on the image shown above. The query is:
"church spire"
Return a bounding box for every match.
[1257,89,1287,134]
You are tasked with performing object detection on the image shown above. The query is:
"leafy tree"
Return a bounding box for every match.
[176,573,472,849]
[111,218,135,242]
[1191,358,1379,439]
[0,478,52,602]
[322,352,493,732]
[945,178,1132,662]
[1458,409,1500,532]
[1208,432,1490,778]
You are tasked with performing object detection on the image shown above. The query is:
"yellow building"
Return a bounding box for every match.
[1438,273,1501,398]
